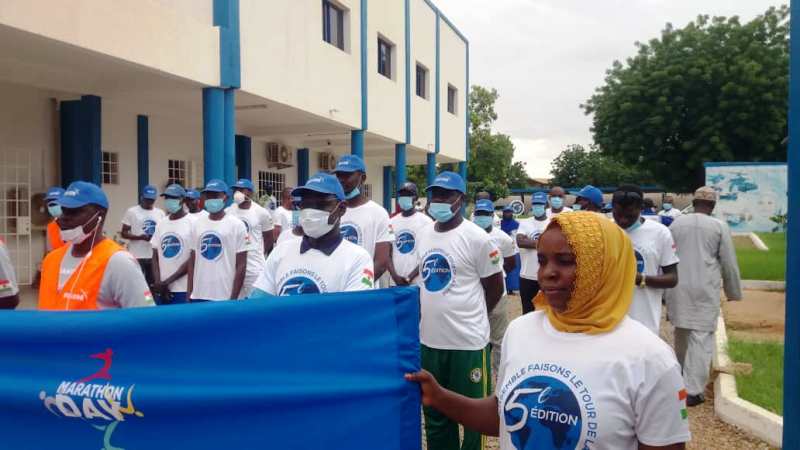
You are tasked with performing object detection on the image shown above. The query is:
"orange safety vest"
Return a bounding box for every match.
[46,220,65,251]
[38,238,122,311]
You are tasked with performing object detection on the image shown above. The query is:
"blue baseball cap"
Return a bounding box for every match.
[503,204,514,212]
[334,154,366,173]
[475,199,494,213]
[425,171,466,194]
[45,187,65,202]
[291,172,345,201]
[142,184,158,200]
[202,179,229,194]
[532,192,548,205]
[161,184,186,198]
[575,185,603,208]
[232,178,255,191]
[185,189,201,200]
[59,181,109,209]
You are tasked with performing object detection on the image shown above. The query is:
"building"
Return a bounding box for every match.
[0,0,469,285]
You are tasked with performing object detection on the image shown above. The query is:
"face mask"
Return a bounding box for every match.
[300,208,335,238]
[550,197,564,209]
[625,216,643,233]
[204,198,225,214]
[60,213,100,244]
[532,205,546,218]
[473,215,493,229]
[345,187,360,200]
[663,203,673,211]
[429,202,456,223]
[291,209,300,227]
[165,199,182,214]
[572,204,582,211]
[233,191,246,205]
[398,196,414,211]
[48,204,62,218]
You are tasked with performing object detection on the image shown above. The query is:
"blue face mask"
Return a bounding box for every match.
[398,196,414,211]
[291,209,300,227]
[429,202,456,223]
[532,205,546,218]
[572,203,582,211]
[550,197,564,209]
[48,204,62,218]
[204,198,225,214]
[663,203,673,211]
[164,198,182,214]
[345,187,360,200]
[473,215,494,229]
[625,216,643,233]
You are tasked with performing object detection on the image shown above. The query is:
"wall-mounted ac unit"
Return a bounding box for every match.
[267,143,293,169]
[318,152,337,172]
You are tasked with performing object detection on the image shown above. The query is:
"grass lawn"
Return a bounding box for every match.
[735,232,785,281]
[727,338,784,415]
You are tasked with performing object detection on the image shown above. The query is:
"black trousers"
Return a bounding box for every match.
[137,258,154,287]
[519,278,540,315]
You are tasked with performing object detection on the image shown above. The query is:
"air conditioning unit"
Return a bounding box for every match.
[267,143,293,169]
[319,152,337,172]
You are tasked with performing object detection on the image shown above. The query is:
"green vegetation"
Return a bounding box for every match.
[727,338,784,415]
[735,232,785,281]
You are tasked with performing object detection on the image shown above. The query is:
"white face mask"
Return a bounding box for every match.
[300,208,335,238]
[60,213,101,244]
[233,191,247,205]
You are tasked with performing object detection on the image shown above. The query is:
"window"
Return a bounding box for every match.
[167,159,187,187]
[378,37,393,79]
[101,151,119,185]
[447,85,458,115]
[322,0,344,50]
[258,171,286,199]
[362,184,372,200]
[416,64,428,99]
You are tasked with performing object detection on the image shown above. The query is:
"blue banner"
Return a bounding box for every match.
[0,287,421,450]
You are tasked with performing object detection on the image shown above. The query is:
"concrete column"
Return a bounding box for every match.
[137,115,149,197]
[223,88,236,187]
[383,166,393,213]
[351,130,364,158]
[395,144,407,193]
[426,153,437,199]
[202,88,225,184]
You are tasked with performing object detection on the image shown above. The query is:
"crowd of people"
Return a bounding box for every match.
[0,154,744,449]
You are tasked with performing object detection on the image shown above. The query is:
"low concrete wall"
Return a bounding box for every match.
[713,316,783,448]
[741,280,785,291]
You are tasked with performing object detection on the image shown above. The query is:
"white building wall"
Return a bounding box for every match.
[438,24,466,161]
[367,0,405,144]
[239,0,361,129]
[410,0,436,153]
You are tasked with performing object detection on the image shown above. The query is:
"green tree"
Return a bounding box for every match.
[508,161,529,189]
[582,6,789,191]
[466,86,516,200]
[550,144,652,187]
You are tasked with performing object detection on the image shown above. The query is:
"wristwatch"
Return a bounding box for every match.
[638,274,647,288]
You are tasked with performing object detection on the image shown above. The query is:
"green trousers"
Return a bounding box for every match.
[421,344,491,450]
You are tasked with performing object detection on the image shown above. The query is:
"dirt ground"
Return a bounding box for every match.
[724,289,785,342]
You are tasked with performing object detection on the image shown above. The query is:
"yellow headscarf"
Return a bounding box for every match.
[533,211,636,334]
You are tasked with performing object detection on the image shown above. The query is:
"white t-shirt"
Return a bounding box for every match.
[253,239,374,295]
[151,214,195,292]
[121,205,166,259]
[416,220,503,350]
[340,200,394,258]
[190,210,209,219]
[0,240,19,298]
[488,227,517,292]
[390,212,433,278]
[225,202,273,281]
[626,219,680,333]
[497,312,690,450]
[546,206,572,218]
[277,229,303,245]
[274,206,293,231]
[190,214,250,301]
[659,208,682,219]
[516,217,550,280]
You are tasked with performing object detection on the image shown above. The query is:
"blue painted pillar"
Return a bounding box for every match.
[137,115,149,196]
[395,144,407,194]
[59,95,102,186]
[383,166,393,213]
[351,130,365,158]
[235,135,252,181]
[223,89,237,187]
[426,153,436,199]
[202,88,225,184]
[784,0,799,446]
[297,148,310,185]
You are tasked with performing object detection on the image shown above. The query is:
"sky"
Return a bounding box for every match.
[434,0,783,178]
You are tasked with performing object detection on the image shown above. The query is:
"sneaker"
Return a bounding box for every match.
[686,394,705,407]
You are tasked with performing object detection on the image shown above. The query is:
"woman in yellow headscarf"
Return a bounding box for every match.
[407,212,690,450]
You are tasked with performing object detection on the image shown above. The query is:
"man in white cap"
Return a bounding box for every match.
[121,184,165,287]
[226,178,274,298]
[666,186,742,407]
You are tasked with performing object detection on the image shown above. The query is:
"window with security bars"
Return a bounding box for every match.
[258,171,286,198]
[102,151,119,185]
[363,184,372,200]
[167,159,187,187]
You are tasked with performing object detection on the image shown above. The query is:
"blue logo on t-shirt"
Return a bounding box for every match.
[239,218,251,233]
[504,375,583,450]
[395,231,416,254]
[421,252,453,292]
[340,224,359,244]
[143,219,157,236]
[160,234,182,259]
[279,276,322,296]
[634,249,645,273]
[199,232,223,261]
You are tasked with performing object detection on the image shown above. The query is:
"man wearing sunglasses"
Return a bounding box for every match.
[250,173,374,296]
[612,184,679,334]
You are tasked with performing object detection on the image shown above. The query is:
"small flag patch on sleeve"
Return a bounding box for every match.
[678,389,687,401]
[0,280,12,294]
[678,389,688,420]
[361,268,374,288]
[489,249,500,265]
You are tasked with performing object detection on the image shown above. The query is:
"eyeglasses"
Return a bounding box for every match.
[612,191,643,204]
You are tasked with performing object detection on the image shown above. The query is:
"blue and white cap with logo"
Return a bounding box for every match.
[474,199,494,213]
[185,189,201,200]
[161,184,186,198]
[45,187,65,202]
[291,172,345,201]
[425,171,466,194]
[59,181,109,209]
[574,185,603,208]
[333,154,366,173]
[141,184,158,200]
[202,179,229,194]
[532,192,548,205]
[232,178,255,191]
